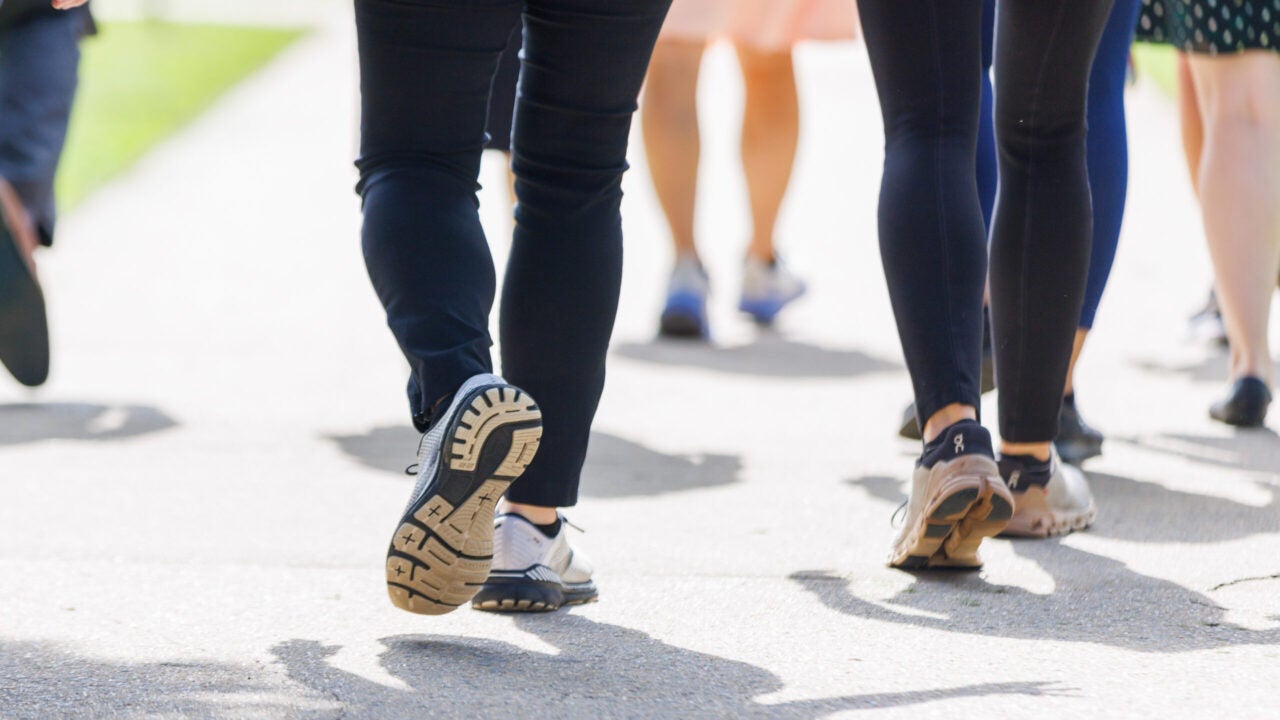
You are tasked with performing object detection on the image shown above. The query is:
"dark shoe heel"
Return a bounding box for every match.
[1210,377,1271,428]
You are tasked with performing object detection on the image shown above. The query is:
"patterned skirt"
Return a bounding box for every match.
[1136,0,1280,54]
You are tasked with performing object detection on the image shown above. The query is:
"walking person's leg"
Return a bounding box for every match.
[988,0,1114,536]
[858,0,1013,569]
[482,0,672,611]
[1190,52,1280,426]
[642,38,711,338]
[735,42,807,325]
[1055,0,1142,464]
[355,0,533,616]
[0,7,88,387]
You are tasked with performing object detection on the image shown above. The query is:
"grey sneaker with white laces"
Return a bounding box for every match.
[472,512,598,612]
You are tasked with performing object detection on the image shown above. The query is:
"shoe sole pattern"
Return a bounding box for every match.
[891,456,1013,570]
[1002,487,1096,538]
[385,385,542,615]
[473,578,598,613]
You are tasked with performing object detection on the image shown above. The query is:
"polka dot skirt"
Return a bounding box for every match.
[1137,0,1280,54]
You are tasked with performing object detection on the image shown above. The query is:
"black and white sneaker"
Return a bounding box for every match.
[472,513,598,612]
[385,373,543,615]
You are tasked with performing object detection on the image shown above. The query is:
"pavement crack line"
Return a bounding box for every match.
[1209,573,1280,592]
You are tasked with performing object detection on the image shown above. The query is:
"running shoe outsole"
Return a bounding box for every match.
[385,385,542,615]
[472,576,598,613]
[890,457,1013,570]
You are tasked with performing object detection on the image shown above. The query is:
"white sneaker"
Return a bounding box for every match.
[385,374,543,615]
[738,256,806,324]
[999,448,1097,538]
[472,513,598,612]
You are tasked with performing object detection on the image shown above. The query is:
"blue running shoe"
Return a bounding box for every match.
[659,256,710,339]
[738,256,805,325]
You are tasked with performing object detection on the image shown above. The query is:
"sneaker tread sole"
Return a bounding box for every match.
[891,456,1012,570]
[385,384,542,615]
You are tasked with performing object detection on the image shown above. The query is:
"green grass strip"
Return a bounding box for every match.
[57,21,305,210]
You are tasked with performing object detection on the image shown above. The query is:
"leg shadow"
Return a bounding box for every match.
[326,427,741,499]
[0,402,176,445]
[613,334,900,380]
[0,638,301,719]
[273,613,1070,718]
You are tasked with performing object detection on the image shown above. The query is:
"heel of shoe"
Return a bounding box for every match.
[1210,377,1271,428]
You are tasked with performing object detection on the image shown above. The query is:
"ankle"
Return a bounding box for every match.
[499,499,559,526]
[922,403,978,444]
[1000,441,1051,462]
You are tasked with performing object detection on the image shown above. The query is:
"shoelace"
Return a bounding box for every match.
[560,514,585,533]
[890,501,909,529]
[403,433,428,476]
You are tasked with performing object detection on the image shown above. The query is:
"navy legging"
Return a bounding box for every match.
[356,0,670,507]
[859,0,1115,442]
[978,0,1140,329]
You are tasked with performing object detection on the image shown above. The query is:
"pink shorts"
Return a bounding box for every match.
[660,0,860,51]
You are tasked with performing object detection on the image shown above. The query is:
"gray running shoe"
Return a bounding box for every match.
[999,449,1096,538]
[385,373,543,615]
[473,513,598,612]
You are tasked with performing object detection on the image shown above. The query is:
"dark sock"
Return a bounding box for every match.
[533,517,562,538]
[997,453,1052,490]
[920,419,993,468]
[426,392,456,429]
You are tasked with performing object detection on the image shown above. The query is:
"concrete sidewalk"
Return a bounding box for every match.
[2,11,1278,720]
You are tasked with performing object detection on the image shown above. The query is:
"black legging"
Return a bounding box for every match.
[355,0,670,507]
[857,0,1115,442]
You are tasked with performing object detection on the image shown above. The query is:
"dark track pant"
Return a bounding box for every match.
[355,0,670,506]
[858,0,1115,441]
[0,5,90,246]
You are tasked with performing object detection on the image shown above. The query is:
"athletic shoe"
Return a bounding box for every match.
[889,420,1014,569]
[472,513,598,612]
[738,256,805,325]
[1051,394,1104,465]
[0,178,49,387]
[1189,289,1228,347]
[999,449,1096,538]
[659,256,710,339]
[385,373,543,615]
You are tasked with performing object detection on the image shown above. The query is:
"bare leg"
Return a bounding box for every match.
[642,40,705,261]
[1178,52,1204,192]
[1063,328,1087,396]
[735,43,799,262]
[1190,52,1280,385]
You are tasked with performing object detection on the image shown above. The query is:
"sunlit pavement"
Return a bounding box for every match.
[2,8,1278,719]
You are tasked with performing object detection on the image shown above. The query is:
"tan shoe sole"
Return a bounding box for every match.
[1002,486,1096,538]
[386,385,542,615]
[890,455,1014,569]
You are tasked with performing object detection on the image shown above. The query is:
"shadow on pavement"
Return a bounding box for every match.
[0,639,303,719]
[1085,472,1279,543]
[792,538,1280,654]
[272,613,1070,718]
[613,334,900,379]
[327,426,741,498]
[0,403,177,446]
[1118,430,1280,477]
[578,432,740,498]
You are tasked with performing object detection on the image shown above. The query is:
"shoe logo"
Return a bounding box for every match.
[953,435,965,454]
[1007,469,1021,489]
